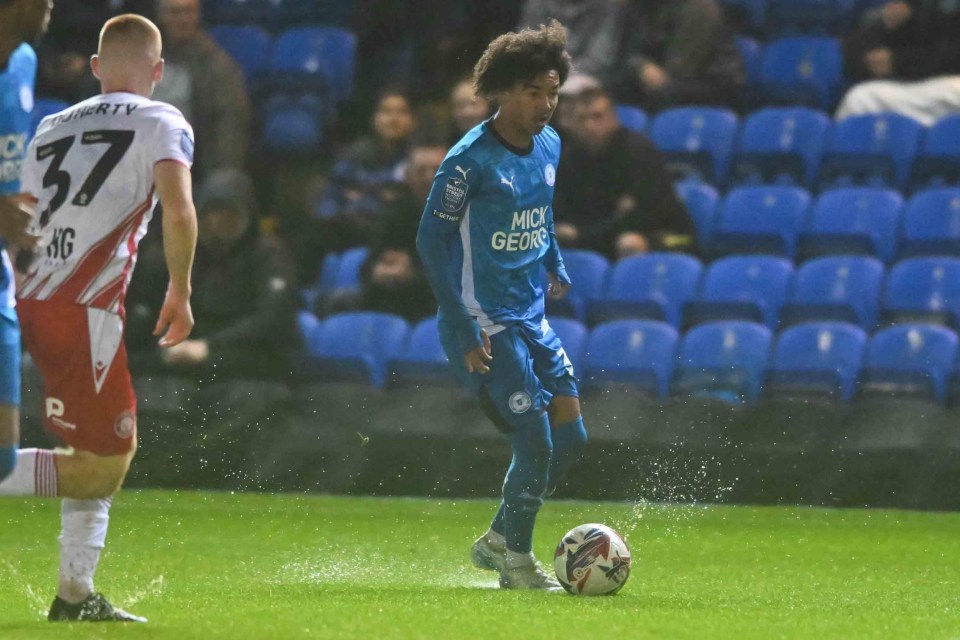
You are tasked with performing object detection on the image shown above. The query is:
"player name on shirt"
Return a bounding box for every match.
[45,102,141,128]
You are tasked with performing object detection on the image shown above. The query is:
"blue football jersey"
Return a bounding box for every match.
[0,44,37,308]
[417,119,569,353]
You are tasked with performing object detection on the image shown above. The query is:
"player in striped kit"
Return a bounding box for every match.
[0,14,197,622]
[417,21,587,590]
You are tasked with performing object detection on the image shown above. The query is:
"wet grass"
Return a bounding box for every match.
[1,491,960,639]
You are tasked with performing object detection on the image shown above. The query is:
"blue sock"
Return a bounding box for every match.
[500,415,552,554]
[547,417,588,496]
[490,417,588,535]
[0,446,15,482]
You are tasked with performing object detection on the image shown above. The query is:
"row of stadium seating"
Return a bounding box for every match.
[618,107,960,191]
[297,311,960,405]
[310,251,960,333]
[721,0,886,36]
[205,0,354,29]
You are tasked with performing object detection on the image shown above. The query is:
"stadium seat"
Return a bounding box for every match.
[310,312,410,387]
[859,324,958,403]
[686,255,793,329]
[208,25,271,85]
[262,100,324,153]
[332,246,368,293]
[673,321,772,403]
[758,37,843,111]
[900,188,960,258]
[736,36,764,86]
[267,27,357,102]
[297,310,323,355]
[766,321,866,402]
[818,113,923,190]
[799,187,903,262]
[388,317,450,387]
[882,257,960,328]
[316,252,340,295]
[589,253,703,327]
[911,115,960,189]
[765,0,859,35]
[546,317,588,372]
[544,250,609,321]
[649,107,738,184]
[675,181,719,250]
[711,186,810,258]
[30,97,68,137]
[780,256,884,331]
[614,105,648,134]
[730,107,830,187]
[582,320,678,397]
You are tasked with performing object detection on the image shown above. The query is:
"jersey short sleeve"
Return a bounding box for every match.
[151,106,194,168]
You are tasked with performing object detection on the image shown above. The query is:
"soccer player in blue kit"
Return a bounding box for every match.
[417,20,587,591]
[0,0,51,482]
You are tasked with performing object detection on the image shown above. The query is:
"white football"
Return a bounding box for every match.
[554,523,631,595]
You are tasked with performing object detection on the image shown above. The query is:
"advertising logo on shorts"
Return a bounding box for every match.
[544,164,556,187]
[508,391,532,414]
[115,411,136,439]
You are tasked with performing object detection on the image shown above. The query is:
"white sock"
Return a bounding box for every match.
[506,549,535,569]
[484,529,506,549]
[0,448,58,497]
[58,497,111,604]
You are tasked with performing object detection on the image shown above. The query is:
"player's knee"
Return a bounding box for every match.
[0,446,16,481]
[71,451,132,499]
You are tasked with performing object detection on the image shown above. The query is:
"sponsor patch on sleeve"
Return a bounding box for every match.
[180,130,195,164]
[442,177,467,212]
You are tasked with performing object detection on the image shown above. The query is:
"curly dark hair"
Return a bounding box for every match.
[473,20,572,99]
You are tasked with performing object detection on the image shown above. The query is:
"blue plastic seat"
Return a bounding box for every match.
[208,25,271,85]
[731,107,830,187]
[759,37,843,110]
[675,181,719,250]
[765,0,859,35]
[800,187,902,262]
[767,321,866,402]
[590,253,703,327]
[309,312,409,387]
[582,320,678,396]
[544,250,609,321]
[262,101,324,153]
[912,115,960,189]
[30,97,68,137]
[882,257,960,328]
[781,256,884,331]
[331,246,368,293]
[268,27,357,102]
[546,317,588,372]
[686,255,793,329]
[298,310,323,354]
[860,324,958,403]
[388,317,450,387]
[900,188,960,258]
[673,321,772,403]
[649,107,738,184]
[819,113,923,190]
[736,36,764,85]
[712,186,810,258]
[615,105,648,134]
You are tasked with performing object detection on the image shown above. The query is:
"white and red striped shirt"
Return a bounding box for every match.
[17,91,193,314]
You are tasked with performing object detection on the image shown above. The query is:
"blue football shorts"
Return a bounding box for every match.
[439,316,578,433]
[0,305,20,406]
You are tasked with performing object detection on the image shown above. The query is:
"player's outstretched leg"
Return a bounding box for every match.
[546,415,587,497]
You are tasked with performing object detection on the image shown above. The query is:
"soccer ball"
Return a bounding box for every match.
[554,523,631,596]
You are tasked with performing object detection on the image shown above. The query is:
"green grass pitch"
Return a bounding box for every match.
[2,491,960,639]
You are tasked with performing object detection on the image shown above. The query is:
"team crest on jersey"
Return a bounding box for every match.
[508,391,533,414]
[544,164,556,187]
[443,177,467,212]
[115,411,136,439]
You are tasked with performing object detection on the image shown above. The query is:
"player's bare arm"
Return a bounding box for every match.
[152,159,197,348]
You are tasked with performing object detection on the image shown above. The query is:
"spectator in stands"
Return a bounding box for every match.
[614,0,744,111]
[553,87,697,260]
[131,170,297,379]
[37,0,155,102]
[844,0,960,83]
[321,143,443,322]
[448,77,490,144]
[518,0,627,89]
[313,88,417,247]
[153,0,251,181]
[837,1,960,125]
